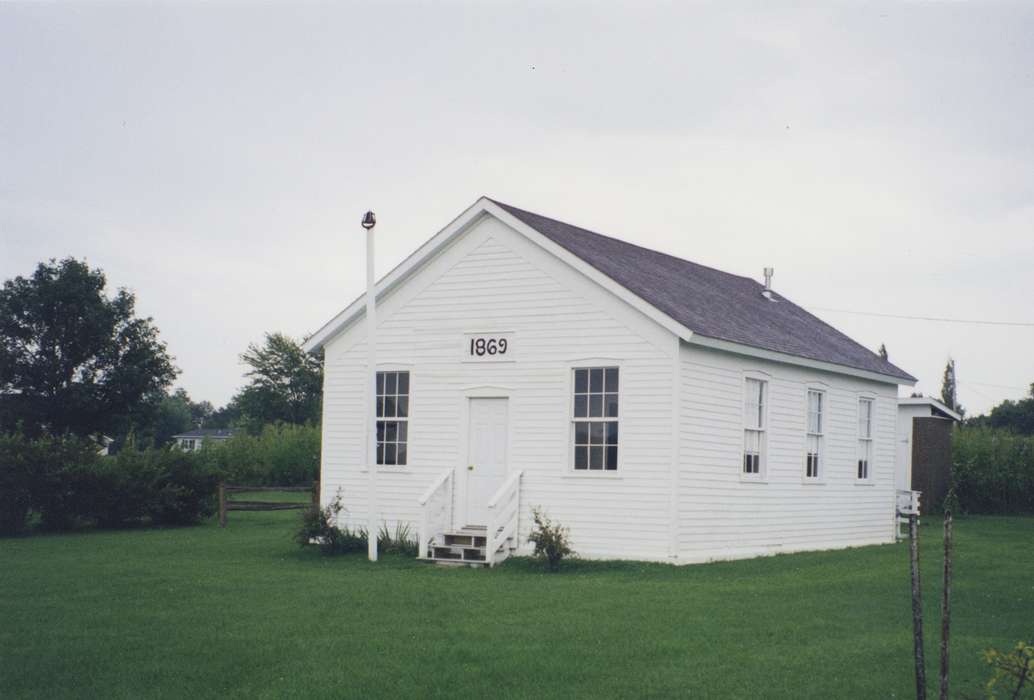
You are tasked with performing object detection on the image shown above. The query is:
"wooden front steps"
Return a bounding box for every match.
[423,526,511,567]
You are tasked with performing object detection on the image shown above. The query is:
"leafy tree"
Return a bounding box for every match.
[0,258,177,440]
[940,358,964,417]
[231,333,322,431]
[981,384,1034,436]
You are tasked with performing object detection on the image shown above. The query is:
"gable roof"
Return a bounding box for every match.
[490,200,914,383]
[303,197,915,384]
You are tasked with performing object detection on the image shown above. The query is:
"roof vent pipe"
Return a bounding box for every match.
[762,267,775,300]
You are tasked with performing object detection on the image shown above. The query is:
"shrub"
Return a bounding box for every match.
[528,507,574,572]
[203,423,320,486]
[953,427,1034,514]
[295,491,366,555]
[378,522,417,557]
[0,433,33,535]
[148,450,220,525]
[26,436,103,531]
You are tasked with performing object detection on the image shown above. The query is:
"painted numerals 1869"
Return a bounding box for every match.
[469,337,508,357]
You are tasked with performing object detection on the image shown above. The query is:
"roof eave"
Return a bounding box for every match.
[687,335,917,387]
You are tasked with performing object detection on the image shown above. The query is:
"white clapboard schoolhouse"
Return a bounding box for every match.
[303,197,917,565]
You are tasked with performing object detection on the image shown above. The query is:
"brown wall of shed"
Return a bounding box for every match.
[911,416,953,512]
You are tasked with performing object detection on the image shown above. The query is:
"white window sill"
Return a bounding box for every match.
[562,473,623,480]
[740,476,768,484]
[802,479,826,486]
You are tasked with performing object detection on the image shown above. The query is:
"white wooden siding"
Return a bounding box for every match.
[678,342,898,563]
[320,215,676,560]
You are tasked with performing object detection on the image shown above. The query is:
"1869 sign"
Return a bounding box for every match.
[462,332,514,362]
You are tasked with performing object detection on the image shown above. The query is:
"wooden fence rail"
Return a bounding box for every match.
[218,481,320,527]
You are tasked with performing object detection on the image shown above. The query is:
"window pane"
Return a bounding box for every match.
[397,372,409,395]
[590,422,605,444]
[384,396,396,418]
[574,395,587,418]
[590,368,604,393]
[396,443,407,465]
[385,372,397,394]
[574,369,588,393]
[385,422,398,442]
[376,397,385,417]
[397,422,408,442]
[605,368,619,392]
[606,446,618,470]
[384,444,397,466]
[589,446,604,469]
[376,443,385,464]
[575,422,588,445]
[396,396,409,418]
[605,393,619,417]
[606,421,618,445]
[589,395,603,418]
[574,446,588,469]
[376,421,385,441]
[376,372,385,394]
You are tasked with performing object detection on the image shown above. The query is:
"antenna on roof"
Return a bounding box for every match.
[762,267,776,301]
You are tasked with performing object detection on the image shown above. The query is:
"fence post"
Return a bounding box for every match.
[910,513,926,700]
[940,510,953,700]
[218,483,227,528]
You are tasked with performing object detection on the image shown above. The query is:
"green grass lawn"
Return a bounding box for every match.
[1,510,1031,699]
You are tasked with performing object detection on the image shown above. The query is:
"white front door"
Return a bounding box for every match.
[465,398,509,527]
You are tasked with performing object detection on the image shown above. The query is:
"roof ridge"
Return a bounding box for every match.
[488,198,759,286]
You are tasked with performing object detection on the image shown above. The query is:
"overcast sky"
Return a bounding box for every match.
[2,2,1032,413]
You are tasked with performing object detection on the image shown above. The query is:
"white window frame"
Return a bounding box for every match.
[804,388,825,482]
[570,366,620,473]
[182,438,196,451]
[742,374,769,481]
[856,396,875,482]
[375,369,411,468]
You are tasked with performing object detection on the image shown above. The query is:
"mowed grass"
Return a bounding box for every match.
[1,511,1031,699]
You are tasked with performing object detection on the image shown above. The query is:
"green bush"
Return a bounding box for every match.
[0,433,34,534]
[203,423,320,486]
[0,433,219,534]
[953,427,1034,515]
[528,507,574,572]
[295,491,366,555]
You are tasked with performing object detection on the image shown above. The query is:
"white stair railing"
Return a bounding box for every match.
[485,470,523,567]
[895,489,922,540]
[417,469,453,559]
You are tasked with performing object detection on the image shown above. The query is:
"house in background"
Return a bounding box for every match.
[173,428,235,452]
[896,397,961,509]
[304,197,917,565]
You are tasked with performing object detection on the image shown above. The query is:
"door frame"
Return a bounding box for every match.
[457,386,513,528]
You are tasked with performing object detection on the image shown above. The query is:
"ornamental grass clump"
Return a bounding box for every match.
[528,507,574,572]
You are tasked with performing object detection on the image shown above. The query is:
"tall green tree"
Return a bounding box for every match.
[232,333,322,431]
[940,357,964,416]
[0,258,177,439]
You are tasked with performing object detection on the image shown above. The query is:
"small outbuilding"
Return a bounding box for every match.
[896,397,961,511]
[304,197,917,565]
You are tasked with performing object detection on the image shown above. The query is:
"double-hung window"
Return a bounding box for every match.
[572,367,619,471]
[857,397,874,480]
[743,378,766,476]
[376,371,410,466]
[806,390,824,479]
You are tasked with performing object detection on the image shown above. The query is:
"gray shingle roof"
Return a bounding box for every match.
[492,199,914,382]
[172,428,236,439]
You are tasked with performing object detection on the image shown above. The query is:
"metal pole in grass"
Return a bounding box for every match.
[910,512,926,700]
[939,508,953,700]
[362,210,379,562]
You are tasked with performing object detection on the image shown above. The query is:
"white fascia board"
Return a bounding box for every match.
[480,200,696,342]
[897,397,962,421]
[302,201,493,353]
[303,197,695,352]
[687,335,917,387]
